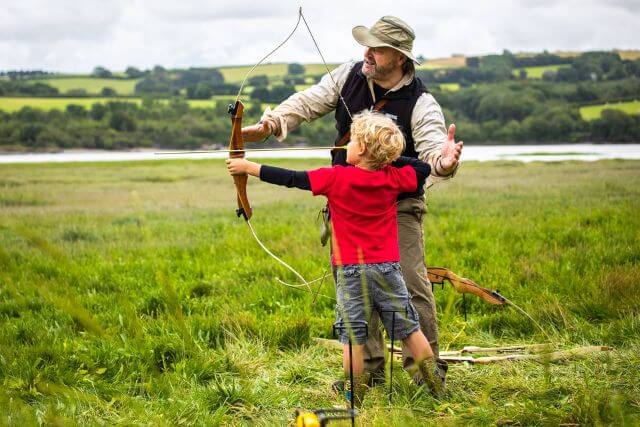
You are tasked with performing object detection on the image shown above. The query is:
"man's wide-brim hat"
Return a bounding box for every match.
[352,16,421,65]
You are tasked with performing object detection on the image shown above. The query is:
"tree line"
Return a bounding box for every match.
[1,81,638,152]
[418,51,640,86]
[1,53,638,149]
[431,78,640,143]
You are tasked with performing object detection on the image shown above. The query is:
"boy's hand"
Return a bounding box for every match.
[226,158,249,175]
[439,124,463,173]
[226,158,261,177]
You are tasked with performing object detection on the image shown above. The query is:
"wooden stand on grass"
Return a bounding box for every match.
[314,339,612,365]
[388,343,613,364]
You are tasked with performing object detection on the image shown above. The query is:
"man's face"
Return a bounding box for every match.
[361,46,405,79]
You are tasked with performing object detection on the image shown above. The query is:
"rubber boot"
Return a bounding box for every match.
[414,358,445,397]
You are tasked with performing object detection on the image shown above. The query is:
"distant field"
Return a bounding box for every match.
[438,83,460,91]
[512,64,571,79]
[418,56,466,69]
[579,100,640,121]
[0,97,140,112]
[35,77,140,95]
[0,97,266,112]
[302,63,338,76]
[219,63,338,83]
[616,49,640,60]
[221,59,465,83]
[185,99,220,109]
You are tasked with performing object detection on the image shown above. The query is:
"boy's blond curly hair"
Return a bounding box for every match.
[350,110,405,170]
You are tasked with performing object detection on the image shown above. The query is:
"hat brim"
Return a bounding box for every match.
[352,26,421,65]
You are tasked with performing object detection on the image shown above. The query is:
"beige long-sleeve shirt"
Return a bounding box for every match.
[261,61,458,185]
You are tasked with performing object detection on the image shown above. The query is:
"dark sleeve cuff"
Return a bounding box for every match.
[393,156,431,189]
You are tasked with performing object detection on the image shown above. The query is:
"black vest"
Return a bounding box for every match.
[331,61,428,200]
[331,61,428,167]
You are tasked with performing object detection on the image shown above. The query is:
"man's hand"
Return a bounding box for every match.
[439,124,463,173]
[241,121,274,142]
[226,159,261,177]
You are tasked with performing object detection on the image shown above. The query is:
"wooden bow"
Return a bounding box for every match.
[228,101,252,220]
[227,101,313,293]
[426,267,506,305]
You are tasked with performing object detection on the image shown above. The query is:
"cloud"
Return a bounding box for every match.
[0,0,638,72]
[143,1,289,22]
[0,1,124,43]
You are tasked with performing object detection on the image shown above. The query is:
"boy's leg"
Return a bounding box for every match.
[334,264,383,386]
[402,329,434,363]
[342,343,369,406]
[343,343,365,375]
[361,197,436,382]
[373,261,445,396]
[402,330,444,397]
[361,311,386,383]
[334,264,372,402]
[395,197,447,383]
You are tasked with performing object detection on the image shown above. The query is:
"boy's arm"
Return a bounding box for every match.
[392,156,431,191]
[226,158,311,191]
[260,165,311,191]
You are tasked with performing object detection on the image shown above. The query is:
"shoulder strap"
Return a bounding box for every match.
[335,99,388,147]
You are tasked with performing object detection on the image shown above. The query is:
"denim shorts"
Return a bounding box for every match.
[335,262,420,345]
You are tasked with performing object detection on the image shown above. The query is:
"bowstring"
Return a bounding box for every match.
[245,220,313,295]
[298,8,353,119]
[233,7,351,300]
[236,7,352,117]
[234,12,302,102]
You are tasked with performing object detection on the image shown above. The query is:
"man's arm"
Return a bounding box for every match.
[242,62,355,142]
[411,93,461,187]
[392,156,431,191]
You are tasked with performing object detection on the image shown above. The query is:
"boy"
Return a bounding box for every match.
[226,111,443,402]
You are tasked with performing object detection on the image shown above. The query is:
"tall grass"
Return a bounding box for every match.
[0,159,638,424]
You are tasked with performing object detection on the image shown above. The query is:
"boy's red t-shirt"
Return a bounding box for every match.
[308,165,417,266]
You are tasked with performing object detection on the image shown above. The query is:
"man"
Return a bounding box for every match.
[242,15,463,389]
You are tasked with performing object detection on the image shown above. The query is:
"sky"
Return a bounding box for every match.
[1,0,639,73]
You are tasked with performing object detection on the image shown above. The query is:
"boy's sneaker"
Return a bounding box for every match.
[331,379,346,395]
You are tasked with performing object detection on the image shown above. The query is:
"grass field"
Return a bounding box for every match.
[34,77,140,95]
[0,159,638,425]
[512,64,571,79]
[579,100,640,120]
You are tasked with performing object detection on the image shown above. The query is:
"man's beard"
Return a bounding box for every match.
[362,61,396,80]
